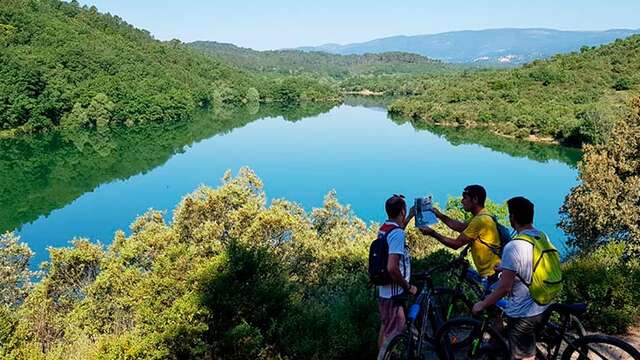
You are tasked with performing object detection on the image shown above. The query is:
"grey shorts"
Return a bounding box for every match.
[506,314,545,359]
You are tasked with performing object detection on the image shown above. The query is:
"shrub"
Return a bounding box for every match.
[561,242,640,334]
[612,78,631,91]
[560,98,640,252]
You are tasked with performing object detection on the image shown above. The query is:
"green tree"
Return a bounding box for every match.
[0,232,34,308]
[560,97,640,252]
[86,93,115,129]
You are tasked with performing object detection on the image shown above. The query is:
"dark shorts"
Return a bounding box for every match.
[378,298,406,339]
[506,314,545,359]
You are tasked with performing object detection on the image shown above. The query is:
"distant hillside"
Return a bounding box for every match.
[189,41,454,78]
[0,0,335,137]
[298,28,640,65]
[379,35,640,146]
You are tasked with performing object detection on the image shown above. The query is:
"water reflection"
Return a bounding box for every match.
[1,101,580,265]
[0,103,335,234]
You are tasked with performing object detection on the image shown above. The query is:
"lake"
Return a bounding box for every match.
[0,100,581,266]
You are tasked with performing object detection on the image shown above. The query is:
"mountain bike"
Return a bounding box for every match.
[377,245,489,360]
[377,269,472,360]
[435,303,640,360]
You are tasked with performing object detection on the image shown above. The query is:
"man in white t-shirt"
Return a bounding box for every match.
[472,196,550,360]
[377,195,417,348]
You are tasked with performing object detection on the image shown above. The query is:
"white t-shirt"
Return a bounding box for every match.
[501,228,550,318]
[378,222,411,299]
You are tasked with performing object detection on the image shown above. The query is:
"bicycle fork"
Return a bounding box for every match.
[470,314,490,357]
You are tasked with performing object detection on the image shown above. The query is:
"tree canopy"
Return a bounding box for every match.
[0,0,338,137]
[560,97,640,252]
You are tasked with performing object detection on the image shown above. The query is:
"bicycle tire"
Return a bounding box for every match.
[537,314,587,359]
[435,317,510,360]
[561,334,640,360]
[378,332,411,360]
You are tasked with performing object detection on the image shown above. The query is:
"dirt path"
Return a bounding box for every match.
[622,324,640,350]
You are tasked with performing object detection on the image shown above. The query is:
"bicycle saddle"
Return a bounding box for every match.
[547,303,587,316]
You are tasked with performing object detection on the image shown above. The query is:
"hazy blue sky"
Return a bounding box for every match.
[76,0,640,50]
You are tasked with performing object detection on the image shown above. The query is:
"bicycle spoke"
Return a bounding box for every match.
[437,318,510,360]
[566,344,634,359]
[562,335,640,360]
[379,333,410,360]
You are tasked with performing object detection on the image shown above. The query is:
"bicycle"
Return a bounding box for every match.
[435,303,640,360]
[377,269,472,360]
[377,245,489,360]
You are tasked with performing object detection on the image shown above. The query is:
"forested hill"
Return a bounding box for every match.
[0,0,336,137]
[189,41,453,78]
[355,34,640,146]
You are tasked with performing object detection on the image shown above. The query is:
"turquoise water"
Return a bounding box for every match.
[2,103,580,266]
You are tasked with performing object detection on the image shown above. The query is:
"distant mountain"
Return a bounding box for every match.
[189,41,453,78]
[297,28,640,65]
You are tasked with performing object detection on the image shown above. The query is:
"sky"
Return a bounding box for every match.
[76,0,640,50]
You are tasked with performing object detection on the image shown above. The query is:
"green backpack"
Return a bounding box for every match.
[513,232,562,305]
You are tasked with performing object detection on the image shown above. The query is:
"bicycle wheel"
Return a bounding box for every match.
[435,317,510,360]
[561,334,640,360]
[537,314,587,358]
[378,332,410,360]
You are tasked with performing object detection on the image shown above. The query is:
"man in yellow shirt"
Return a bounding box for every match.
[419,185,501,279]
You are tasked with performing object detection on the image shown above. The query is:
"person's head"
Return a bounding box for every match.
[507,196,534,228]
[385,194,406,221]
[461,185,486,212]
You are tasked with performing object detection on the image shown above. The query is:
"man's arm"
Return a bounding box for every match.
[473,269,516,314]
[433,207,467,232]
[387,254,416,295]
[387,254,410,290]
[420,227,473,250]
[402,206,416,230]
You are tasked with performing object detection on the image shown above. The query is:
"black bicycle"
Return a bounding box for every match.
[377,245,489,360]
[435,303,640,360]
[377,269,472,360]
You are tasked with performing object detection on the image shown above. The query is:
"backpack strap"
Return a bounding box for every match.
[510,234,535,286]
[383,224,401,237]
[511,232,557,286]
[381,224,405,295]
[471,213,502,256]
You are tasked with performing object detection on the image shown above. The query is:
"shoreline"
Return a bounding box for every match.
[343,89,385,96]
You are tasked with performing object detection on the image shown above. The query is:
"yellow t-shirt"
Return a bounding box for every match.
[462,209,501,277]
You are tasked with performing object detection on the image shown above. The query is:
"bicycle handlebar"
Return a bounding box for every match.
[411,244,473,283]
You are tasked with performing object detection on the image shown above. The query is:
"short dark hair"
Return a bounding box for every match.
[385,195,406,218]
[507,196,534,225]
[463,185,486,207]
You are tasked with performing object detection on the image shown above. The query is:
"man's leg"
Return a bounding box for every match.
[390,303,406,337]
[507,314,544,360]
[378,298,390,349]
[378,298,406,349]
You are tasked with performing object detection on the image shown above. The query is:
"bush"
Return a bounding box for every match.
[612,78,631,91]
[561,242,640,334]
